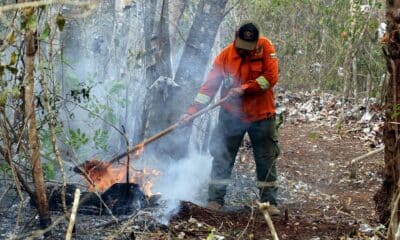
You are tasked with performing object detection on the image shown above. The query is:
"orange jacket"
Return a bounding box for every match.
[188,37,279,122]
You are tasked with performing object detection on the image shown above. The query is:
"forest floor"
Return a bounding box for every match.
[165,122,385,240]
[0,95,386,239]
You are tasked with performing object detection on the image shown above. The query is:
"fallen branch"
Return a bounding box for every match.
[66,188,80,240]
[350,147,384,165]
[349,147,384,179]
[0,0,97,13]
[257,202,279,240]
[237,202,255,240]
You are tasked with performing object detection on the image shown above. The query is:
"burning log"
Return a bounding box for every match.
[44,183,147,215]
[35,159,162,215]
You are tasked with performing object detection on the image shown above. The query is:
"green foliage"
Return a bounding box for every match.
[67,128,89,150]
[309,131,318,140]
[56,14,66,32]
[392,104,400,120]
[6,31,16,45]
[26,14,38,31]
[0,163,11,177]
[9,52,17,65]
[206,229,216,240]
[39,22,51,40]
[93,129,109,150]
[234,0,385,94]
[39,124,63,168]
[0,91,7,107]
[43,161,56,180]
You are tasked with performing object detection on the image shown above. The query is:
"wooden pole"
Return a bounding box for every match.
[109,96,228,164]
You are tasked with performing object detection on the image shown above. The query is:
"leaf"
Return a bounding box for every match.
[206,232,215,240]
[0,65,4,76]
[9,52,17,65]
[6,31,16,45]
[44,162,56,180]
[39,22,51,40]
[6,66,18,74]
[56,14,66,32]
[11,87,20,99]
[0,91,8,107]
[27,14,38,31]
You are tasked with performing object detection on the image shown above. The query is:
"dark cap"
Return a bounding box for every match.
[235,21,260,50]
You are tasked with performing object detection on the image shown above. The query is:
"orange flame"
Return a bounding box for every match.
[77,154,160,195]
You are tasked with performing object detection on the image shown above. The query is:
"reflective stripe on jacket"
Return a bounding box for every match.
[188,37,279,122]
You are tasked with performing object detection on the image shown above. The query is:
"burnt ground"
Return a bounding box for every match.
[0,121,385,239]
[164,122,385,240]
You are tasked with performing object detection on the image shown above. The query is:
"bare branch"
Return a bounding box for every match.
[65,188,80,240]
[0,0,98,13]
[257,202,279,240]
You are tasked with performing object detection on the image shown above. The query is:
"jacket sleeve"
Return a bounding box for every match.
[241,41,279,94]
[187,54,225,115]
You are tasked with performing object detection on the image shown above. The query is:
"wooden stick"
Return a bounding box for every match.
[257,202,279,240]
[66,188,80,240]
[109,96,229,164]
[350,147,384,165]
[349,147,384,179]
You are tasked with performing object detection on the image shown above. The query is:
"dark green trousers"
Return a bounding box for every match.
[208,110,280,205]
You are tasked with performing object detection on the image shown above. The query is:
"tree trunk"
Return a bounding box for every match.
[169,0,187,51]
[374,0,400,231]
[139,0,174,146]
[152,0,228,160]
[156,0,173,78]
[343,0,358,99]
[144,0,161,86]
[22,5,52,229]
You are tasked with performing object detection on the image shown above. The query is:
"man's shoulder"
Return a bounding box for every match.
[214,43,234,62]
[219,43,235,55]
[258,37,274,47]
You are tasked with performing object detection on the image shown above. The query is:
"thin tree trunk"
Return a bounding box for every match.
[344,0,358,99]
[155,0,228,160]
[375,0,400,229]
[144,0,158,86]
[22,5,52,229]
[169,0,186,50]
[352,56,358,102]
[366,73,371,111]
[156,0,172,78]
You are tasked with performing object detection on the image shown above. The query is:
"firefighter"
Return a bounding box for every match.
[181,20,280,215]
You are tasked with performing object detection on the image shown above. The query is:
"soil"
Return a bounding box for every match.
[165,122,384,240]
[0,121,385,239]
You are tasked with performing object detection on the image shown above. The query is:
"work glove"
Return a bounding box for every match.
[227,87,244,98]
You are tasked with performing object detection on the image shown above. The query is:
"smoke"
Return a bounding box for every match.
[57,0,226,224]
[153,149,212,223]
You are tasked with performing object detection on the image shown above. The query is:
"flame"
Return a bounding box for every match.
[77,156,160,195]
[130,168,161,197]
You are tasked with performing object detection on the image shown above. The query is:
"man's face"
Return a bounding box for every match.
[236,47,252,56]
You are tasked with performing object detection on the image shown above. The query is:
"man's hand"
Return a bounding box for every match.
[228,87,244,98]
[178,113,193,126]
